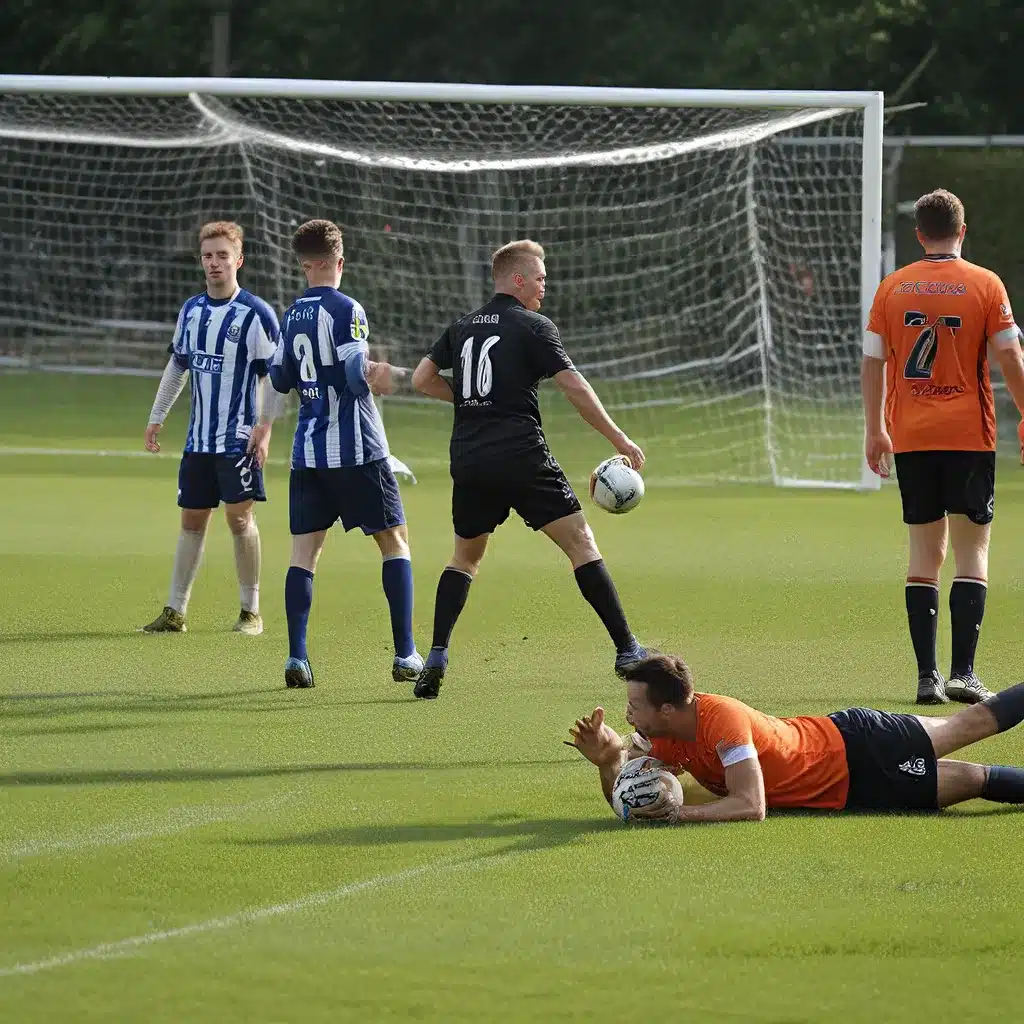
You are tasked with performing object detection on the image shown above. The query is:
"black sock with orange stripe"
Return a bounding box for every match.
[905,579,939,676]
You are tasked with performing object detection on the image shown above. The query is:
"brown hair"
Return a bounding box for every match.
[914,189,965,242]
[292,219,344,261]
[199,220,244,255]
[491,239,544,281]
[624,653,695,708]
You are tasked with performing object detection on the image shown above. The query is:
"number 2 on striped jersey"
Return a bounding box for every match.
[459,335,500,399]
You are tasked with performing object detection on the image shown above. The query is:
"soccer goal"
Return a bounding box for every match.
[0,76,883,489]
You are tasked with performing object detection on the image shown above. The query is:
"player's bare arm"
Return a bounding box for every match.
[553,369,645,471]
[631,756,767,824]
[412,356,455,403]
[991,338,1024,462]
[860,352,891,478]
[567,707,629,804]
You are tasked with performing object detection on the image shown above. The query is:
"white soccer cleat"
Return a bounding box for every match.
[392,650,424,683]
[233,609,264,636]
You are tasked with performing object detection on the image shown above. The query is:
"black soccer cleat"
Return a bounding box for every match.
[413,665,444,700]
[944,672,995,705]
[615,639,650,679]
[284,657,315,689]
[916,669,948,705]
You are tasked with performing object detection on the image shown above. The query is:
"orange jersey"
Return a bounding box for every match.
[865,255,1017,452]
[649,692,849,810]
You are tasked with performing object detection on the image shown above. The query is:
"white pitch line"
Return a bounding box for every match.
[0,852,511,978]
[1,793,296,863]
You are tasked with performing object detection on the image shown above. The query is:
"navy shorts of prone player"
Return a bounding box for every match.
[289,458,406,536]
[178,451,266,509]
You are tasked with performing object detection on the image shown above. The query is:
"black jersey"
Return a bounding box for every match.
[428,293,575,467]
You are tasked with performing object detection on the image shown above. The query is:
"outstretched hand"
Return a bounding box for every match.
[566,707,624,767]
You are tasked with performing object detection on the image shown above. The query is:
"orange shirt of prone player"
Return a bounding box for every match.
[644,691,850,810]
[865,239,1017,455]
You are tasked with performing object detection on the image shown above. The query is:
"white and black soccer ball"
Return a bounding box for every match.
[590,456,644,514]
[611,756,684,822]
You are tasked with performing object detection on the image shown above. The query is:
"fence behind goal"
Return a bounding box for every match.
[0,78,883,488]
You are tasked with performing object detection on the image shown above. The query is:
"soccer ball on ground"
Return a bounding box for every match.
[611,756,684,822]
[589,456,644,514]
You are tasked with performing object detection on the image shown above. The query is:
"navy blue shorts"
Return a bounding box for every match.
[178,452,266,509]
[830,707,939,812]
[289,459,405,536]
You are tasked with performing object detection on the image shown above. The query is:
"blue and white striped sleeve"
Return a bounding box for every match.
[337,300,370,396]
[169,300,190,370]
[249,300,281,376]
[268,331,297,395]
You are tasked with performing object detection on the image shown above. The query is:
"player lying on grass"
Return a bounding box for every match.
[141,221,279,636]
[254,219,420,689]
[409,239,648,699]
[568,653,1024,822]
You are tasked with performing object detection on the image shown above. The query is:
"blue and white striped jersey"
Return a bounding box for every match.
[170,288,280,455]
[270,286,389,469]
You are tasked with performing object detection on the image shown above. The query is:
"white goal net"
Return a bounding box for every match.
[0,80,881,487]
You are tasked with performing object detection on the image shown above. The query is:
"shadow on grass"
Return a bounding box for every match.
[5,721,159,739]
[242,815,625,855]
[0,757,574,787]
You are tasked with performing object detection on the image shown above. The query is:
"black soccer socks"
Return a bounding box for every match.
[982,765,1024,803]
[574,558,634,653]
[949,577,987,677]
[981,681,1024,733]
[905,580,939,677]
[431,567,473,651]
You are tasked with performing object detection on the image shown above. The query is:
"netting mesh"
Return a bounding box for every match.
[0,91,868,485]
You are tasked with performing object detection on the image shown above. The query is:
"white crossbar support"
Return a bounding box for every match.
[0,75,881,111]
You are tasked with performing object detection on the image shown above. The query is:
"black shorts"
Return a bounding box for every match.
[451,448,582,539]
[289,459,405,536]
[830,707,938,812]
[177,452,266,509]
[893,450,995,525]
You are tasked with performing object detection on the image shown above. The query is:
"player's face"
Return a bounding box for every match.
[625,681,668,737]
[200,236,243,293]
[514,257,546,311]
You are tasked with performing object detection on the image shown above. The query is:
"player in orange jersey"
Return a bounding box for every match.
[861,189,1024,706]
[567,654,1024,823]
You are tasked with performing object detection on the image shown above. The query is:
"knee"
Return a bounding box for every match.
[181,509,211,534]
[376,527,410,560]
[225,508,254,535]
[565,521,600,565]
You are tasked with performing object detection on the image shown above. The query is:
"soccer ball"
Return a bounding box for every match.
[611,756,684,822]
[590,456,644,514]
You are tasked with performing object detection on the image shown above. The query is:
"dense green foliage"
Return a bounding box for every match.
[3,1,1024,133]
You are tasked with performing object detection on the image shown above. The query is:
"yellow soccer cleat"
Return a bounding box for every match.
[233,609,263,636]
[139,606,187,633]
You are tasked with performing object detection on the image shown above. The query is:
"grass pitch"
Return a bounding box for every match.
[1,372,1023,1023]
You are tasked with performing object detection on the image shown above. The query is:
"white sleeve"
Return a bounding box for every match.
[717,743,758,768]
[989,326,1021,350]
[862,331,885,358]
[148,357,188,425]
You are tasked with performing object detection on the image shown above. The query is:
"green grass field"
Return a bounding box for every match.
[2,372,1023,1023]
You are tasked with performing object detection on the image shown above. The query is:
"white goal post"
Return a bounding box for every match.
[0,76,883,489]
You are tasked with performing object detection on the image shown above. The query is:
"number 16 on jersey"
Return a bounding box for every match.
[460,335,500,400]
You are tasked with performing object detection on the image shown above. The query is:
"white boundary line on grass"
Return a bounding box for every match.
[0,850,513,978]
[1,793,296,863]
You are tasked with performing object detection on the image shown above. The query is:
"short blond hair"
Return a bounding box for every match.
[914,190,965,242]
[292,219,344,261]
[199,220,244,255]
[491,239,544,281]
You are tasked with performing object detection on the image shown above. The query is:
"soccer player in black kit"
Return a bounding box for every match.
[410,239,649,699]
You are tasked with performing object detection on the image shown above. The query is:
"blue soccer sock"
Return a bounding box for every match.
[381,556,415,659]
[285,566,314,662]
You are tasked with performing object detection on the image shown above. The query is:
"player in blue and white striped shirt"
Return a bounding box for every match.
[257,219,420,688]
[141,221,280,636]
